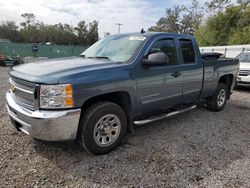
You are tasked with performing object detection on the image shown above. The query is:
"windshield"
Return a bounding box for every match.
[81,35,146,63]
[236,53,250,63]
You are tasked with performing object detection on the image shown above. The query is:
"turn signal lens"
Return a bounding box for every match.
[63,84,73,107]
[64,84,73,97]
[64,97,74,107]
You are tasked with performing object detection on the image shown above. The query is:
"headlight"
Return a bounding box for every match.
[40,84,74,109]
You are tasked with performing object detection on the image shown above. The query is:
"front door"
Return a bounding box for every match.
[136,38,183,113]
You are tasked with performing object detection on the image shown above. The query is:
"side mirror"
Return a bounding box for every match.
[143,52,169,65]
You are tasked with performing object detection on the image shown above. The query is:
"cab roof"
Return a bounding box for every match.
[112,32,195,40]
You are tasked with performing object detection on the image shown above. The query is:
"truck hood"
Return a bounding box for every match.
[240,62,250,70]
[10,57,122,83]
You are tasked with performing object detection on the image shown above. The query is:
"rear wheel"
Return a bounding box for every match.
[79,102,127,154]
[207,83,228,112]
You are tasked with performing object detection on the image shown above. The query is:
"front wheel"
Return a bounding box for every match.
[0,61,6,67]
[79,102,127,154]
[207,83,228,112]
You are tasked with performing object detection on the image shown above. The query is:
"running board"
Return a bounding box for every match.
[133,105,196,125]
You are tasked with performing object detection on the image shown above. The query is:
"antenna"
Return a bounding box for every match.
[141,28,145,34]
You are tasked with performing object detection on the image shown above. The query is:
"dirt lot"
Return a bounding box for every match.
[0,67,249,188]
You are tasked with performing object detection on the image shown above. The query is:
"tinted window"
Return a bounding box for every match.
[147,39,177,65]
[180,39,195,64]
[236,53,250,62]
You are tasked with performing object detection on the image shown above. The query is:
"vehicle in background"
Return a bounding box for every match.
[0,54,5,62]
[39,42,46,45]
[236,52,250,87]
[6,32,239,155]
[38,42,56,46]
[45,42,56,46]
[0,54,20,66]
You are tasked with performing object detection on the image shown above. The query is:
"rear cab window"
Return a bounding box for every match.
[179,39,196,64]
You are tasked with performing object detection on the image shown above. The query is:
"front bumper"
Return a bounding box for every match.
[237,75,250,87]
[6,91,81,141]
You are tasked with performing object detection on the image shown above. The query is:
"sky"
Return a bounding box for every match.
[0,0,205,37]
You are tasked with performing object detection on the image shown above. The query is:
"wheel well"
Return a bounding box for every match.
[80,92,132,129]
[82,91,131,112]
[218,74,233,98]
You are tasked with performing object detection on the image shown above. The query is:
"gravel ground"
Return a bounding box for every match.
[0,66,249,188]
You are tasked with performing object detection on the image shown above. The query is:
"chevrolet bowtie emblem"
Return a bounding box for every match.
[11,84,16,93]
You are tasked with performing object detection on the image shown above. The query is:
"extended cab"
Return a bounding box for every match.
[6,32,239,154]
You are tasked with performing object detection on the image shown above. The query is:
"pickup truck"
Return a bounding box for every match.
[6,32,239,154]
[236,52,250,87]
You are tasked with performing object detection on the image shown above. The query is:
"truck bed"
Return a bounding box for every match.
[200,58,239,99]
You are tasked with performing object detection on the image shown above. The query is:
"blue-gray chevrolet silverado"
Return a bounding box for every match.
[6,32,239,154]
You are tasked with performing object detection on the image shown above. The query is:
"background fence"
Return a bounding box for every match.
[0,42,88,61]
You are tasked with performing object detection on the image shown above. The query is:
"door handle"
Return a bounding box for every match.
[171,72,181,78]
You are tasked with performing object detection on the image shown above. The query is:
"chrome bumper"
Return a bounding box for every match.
[6,91,81,141]
[237,81,250,87]
[237,75,250,87]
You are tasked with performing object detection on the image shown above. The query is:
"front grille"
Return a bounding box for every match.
[9,77,36,110]
[239,70,250,76]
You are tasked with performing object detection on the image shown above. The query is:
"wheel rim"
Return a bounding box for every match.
[217,89,226,107]
[93,114,121,147]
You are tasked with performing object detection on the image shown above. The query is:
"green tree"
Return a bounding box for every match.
[205,0,231,12]
[0,12,98,45]
[229,25,250,44]
[195,2,250,46]
[74,21,88,45]
[20,13,36,29]
[74,20,99,45]
[148,0,204,34]
[86,21,99,45]
[237,0,250,8]
[187,0,204,30]
[0,21,21,42]
[148,5,185,33]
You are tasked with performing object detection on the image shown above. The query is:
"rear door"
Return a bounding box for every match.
[178,38,203,102]
[136,37,183,113]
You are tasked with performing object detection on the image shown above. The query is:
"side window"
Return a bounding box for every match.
[147,39,177,65]
[179,39,195,64]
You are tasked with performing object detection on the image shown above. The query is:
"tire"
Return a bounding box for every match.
[0,61,6,67]
[207,83,228,112]
[13,61,19,66]
[79,102,127,155]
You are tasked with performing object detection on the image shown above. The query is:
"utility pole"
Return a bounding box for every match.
[116,23,123,34]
